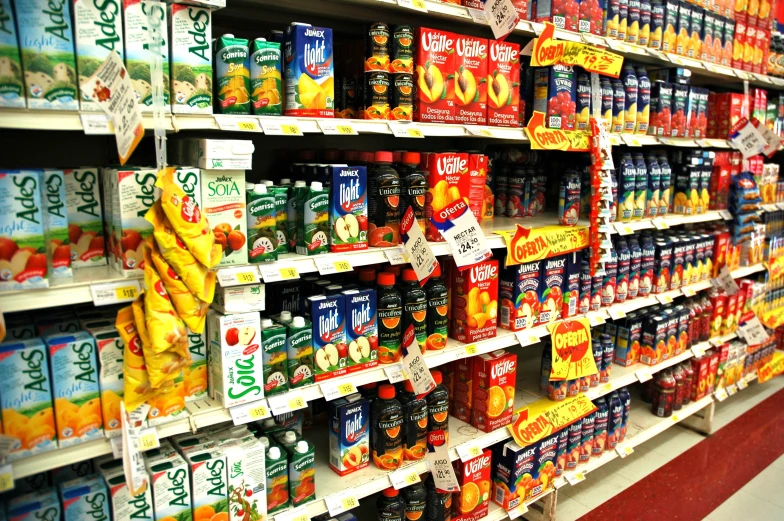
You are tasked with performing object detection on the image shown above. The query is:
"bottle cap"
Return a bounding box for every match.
[378,384,396,400]
[296,440,309,453]
[344,150,359,161]
[383,487,399,497]
[375,151,393,163]
[261,318,273,327]
[312,181,323,190]
[246,182,255,191]
[392,151,403,163]
[253,184,267,193]
[377,272,395,286]
[258,436,270,449]
[402,151,421,165]
[299,149,316,161]
[358,267,376,282]
[294,180,307,187]
[432,370,442,385]
[359,151,375,164]
[262,418,275,427]
[280,178,291,185]
[261,179,274,186]
[404,380,415,393]
[283,430,297,443]
[324,149,340,161]
[268,447,281,459]
[431,263,442,278]
[279,311,292,322]
[292,316,305,327]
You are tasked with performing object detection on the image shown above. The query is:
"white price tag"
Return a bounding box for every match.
[719,210,733,220]
[325,489,360,517]
[656,294,673,305]
[729,117,766,158]
[738,314,770,345]
[753,119,782,157]
[384,248,410,265]
[318,120,358,135]
[507,504,529,520]
[81,113,113,134]
[777,203,784,211]
[587,312,606,327]
[275,506,310,521]
[464,126,496,137]
[320,380,358,401]
[267,390,307,416]
[427,444,460,492]
[711,266,739,295]
[608,308,626,321]
[636,369,653,383]
[467,8,488,24]
[456,442,483,462]
[389,122,424,138]
[217,267,260,287]
[260,265,299,283]
[737,378,749,390]
[483,0,519,39]
[622,135,643,147]
[682,286,696,297]
[389,466,422,490]
[691,344,706,357]
[384,363,409,383]
[401,207,438,283]
[565,471,586,486]
[515,331,541,347]
[111,426,159,458]
[726,384,737,396]
[214,115,263,132]
[652,217,669,230]
[431,200,492,269]
[396,0,428,11]
[614,223,634,235]
[616,445,634,458]
[0,464,12,493]
[314,257,353,276]
[91,280,142,306]
[714,387,729,401]
[261,119,303,136]
[0,435,17,459]
[230,398,271,425]
[402,330,436,395]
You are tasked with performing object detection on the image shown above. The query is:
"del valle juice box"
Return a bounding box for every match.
[45,332,103,448]
[64,168,106,269]
[344,288,379,372]
[425,152,468,242]
[454,35,488,125]
[207,311,264,409]
[329,166,368,252]
[0,170,48,291]
[471,350,516,433]
[328,393,370,476]
[453,448,492,521]
[487,40,520,128]
[284,23,334,117]
[0,338,56,461]
[414,28,455,123]
[310,294,347,382]
[450,259,499,344]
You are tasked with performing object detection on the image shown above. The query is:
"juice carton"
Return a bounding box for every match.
[224,440,267,521]
[284,23,334,117]
[185,328,208,401]
[15,0,78,110]
[329,166,368,252]
[215,35,250,115]
[45,332,103,447]
[250,39,282,116]
[309,294,347,381]
[640,314,666,365]
[532,432,558,498]
[247,185,278,263]
[533,65,576,131]
[452,357,473,423]
[170,4,212,114]
[41,169,72,279]
[74,0,124,112]
[450,259,499,343]
[103,467,154,521]
[492,441,535,510]
[288,439,316,506]
[467,153,488,221]
[329,394,370,476]
[453,448,492,521]
[260,319,288,397]
[285,316,314,389]
[296,181,329,256]
[0,338,56,460]
[454,35,488,125]
[124,0,171,112]
[539,255,567,325]
[146,455,192,521]
[425,152,468,242]
[0,0,24,108]
[500,261,542,331]
[200,169,248,266]
[0,170,48,291]
[207,311,264,409]
[89,327,124,436]
[265,445,289,513]
[487,40,520,128]
[343,288,379,372]
[7,488,61,521]
[471,350,516,432]
[112,167,156,275]
[59,476,111,521]
[414,28,456,123]
[185,449,228,519]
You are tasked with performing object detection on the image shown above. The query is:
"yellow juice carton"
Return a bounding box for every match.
[207,311,263,408]
[102,467,154,521]
[113,167,157,275]
[42,169,72,279]
[88,326,124,436]
[200,169,248,266]
[7,488,61,520]
[0,170,48,291]
[185,448,229,520]
[64,167,107,269]
[0,338,56,461]
[45,331,104,447]
[170,3,213,114]
[224,440,268,521]
[146,454,192,521]
[59,475,111,521]
[284,23,334,117]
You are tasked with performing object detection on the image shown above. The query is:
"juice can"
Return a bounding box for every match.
[365,22,390,72]
[414,28,456,123]
[284,24,334,117]
[371,384,403,470]
[390,25,414,74]
[455,35,488,125]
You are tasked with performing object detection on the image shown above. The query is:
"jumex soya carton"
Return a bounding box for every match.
[0,170,49,291]
[64,167,107,269]
[59,475,111,521]
[284,23,334,117]
[44,331,103,447]
[207,311,264,409]
[108,167,157,275]
[15,0,79,110]
[185,448,229,520]
[0,338,56,461]
[88,326,124,436]
[42,169,72,279]
[201,169,248,266]
[7,488,61,521]
[102,466,154,521]
[124,0,171,112]
[329,166,368,253]
[224,438,268,521]
[146,454,192,521]
[0,0,25,108]
[74,0,124,112]
[309,294,347,382]
[170,4,212,114]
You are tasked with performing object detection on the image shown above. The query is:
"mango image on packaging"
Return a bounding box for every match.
[416,63,445,103]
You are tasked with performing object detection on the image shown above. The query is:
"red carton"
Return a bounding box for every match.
[453,449,492,521]
[454,35,488,126]
[415,28,456,123]
[466,153,488,222]
[471,350,517,433]
[487,40,521,128]
[452,357,474,423]
[425,152,469,242]
[450,259,499,344]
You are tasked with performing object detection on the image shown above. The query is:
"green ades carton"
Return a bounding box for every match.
[102,467,154,521]
[186,449,229,519]
[42,169,72,279]
[64,167,107,269]
[123,0,171,112]
[59,475,111,521]
[15,0,79,110]
[170,3,212,114]
[146,455,192,521]
[0,0,25,108]
[74,0,124,112]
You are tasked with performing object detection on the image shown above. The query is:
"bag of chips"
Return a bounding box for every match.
[116,305,166,411]
[142,241,188,353]
[156,168,221,268]
[132,294,188,389]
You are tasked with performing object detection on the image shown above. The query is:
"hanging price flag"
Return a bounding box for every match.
[524,112,591,152]
[547,318,599,381]
[401,206,438,284]
[728,117,767,158]
[430,199,492,269]
[426,430,460,492]
[495,224,590,266]
[529,23,623,77]
[483,0,519,40]
[508,394,596,447]
[402,325,436,396]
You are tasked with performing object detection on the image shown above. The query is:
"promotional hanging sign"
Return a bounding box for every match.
[507,394,596,447]
[431,199,492,269]
[495,224,590,266]
[758,351,784,383]
[547,318,599,381]
[525,112,591,151]
[402,206,438,284]
[728,117,767,158]
[529,23,623,77]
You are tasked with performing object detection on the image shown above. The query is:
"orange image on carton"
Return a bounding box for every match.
[471,351,516,433]
[453,448,492,521]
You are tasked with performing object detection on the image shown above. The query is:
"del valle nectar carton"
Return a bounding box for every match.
[454,35,488,125]
[207,311,264,409]
[64,168,107,269]
[329,166,368,252]
[453,448,492,521]
[329,393,370,476]
[450,259,499,344]
[415,28,455,123]
[487,40,521,128]
[284,23,334,117]
[425,152,468,242]
[471,350,516,433]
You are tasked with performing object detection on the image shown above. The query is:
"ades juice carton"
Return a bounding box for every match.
[284,23,334,117]
[454,35,488,125]
[487,40,520,128]
[453,448,492,521]
[471,350,516,433]
[414,28,455,123]
[450,259,499,344]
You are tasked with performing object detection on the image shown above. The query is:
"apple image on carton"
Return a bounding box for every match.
[315,343,340,372]
[238,326,256,345]
[334,214,360,243]
[225,327,240,346]
[348,336,371,363]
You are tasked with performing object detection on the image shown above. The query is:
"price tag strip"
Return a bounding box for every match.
[274,506,311,521]
[261,119,303,136]
[389,465,422,490]
[80,113,113,134]
[318,120,358,135]
[214,115,263,132]
[401,206,438,283]
[230,398,271,425]
[455,441,483,462]
[0,464,12,493]
[691,344,706,357]
[325,489,360,517]
[384,248,410,265]
[320,380,358,401]
[737,378,749,390]
[430,199,492,269]
[636,369,653,383]
[315,258,353,276]
[714,387,729,401]
[260,265,300,283]
[217,266,260,287]
[656,294,673,305]
[616,445,634,458]
[389,122,424,138]
[608,308,626,321]
[565,470,586,486]
[396,0,428,12]
[91,279,142,306]
[507,503,529,520]
[383,363,409,384]
[267,390,307,416]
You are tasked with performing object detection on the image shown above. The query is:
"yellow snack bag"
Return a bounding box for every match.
[149,239,210,334]
[156,168,221,268]
[116,305,162,411]
[132,295,188,389]
[142,241,188,353]
[146,201,218,303]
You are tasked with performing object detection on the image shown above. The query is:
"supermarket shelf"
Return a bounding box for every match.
[611,210,726,234]
[731,264,767,279]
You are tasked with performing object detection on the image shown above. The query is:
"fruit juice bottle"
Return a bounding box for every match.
[607,391,623,449]
[377,273,402,364]
[592,396,609,456]
[403,482,427,521]
[371,384,403,470]
[646,154,661,219]
[401,269,427,353]
[591,258,603,311]
[399,380,428,461]
[378,487,405,521]
[425,263,448,351]
[427,370,450,443]
[425,475,452,521]
[672,364,685,411]
[610,79,626,133]
[580,411,595,464]
[368,152,401,246]
[618,0,629,41]
[639,0,652,46]
[652,369,675,417]
[590,332,603,388]
[622,66,639,136]
[618,154,635,222]
[606,0,620,38]
[633,153,648,221]
[650,0,664,49]
[398,152,427,233]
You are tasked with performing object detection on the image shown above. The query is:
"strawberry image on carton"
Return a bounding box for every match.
[426,152,468,242]
[471,350,516,433]
[487,40,520,128]
[450,259,499,344]
[415,28,456,123]
[453,448,492,521]
[454,35,488,125]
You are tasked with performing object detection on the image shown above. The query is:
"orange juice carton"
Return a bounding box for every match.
[145,454,192,521]
[112,167,156,276]
[452,357,473,423]
[170,4,213,115]
[60,475,111,521]
[0,337,56,461]
[451,259,499,343]
[41,169,72,279]
[426,152,468,242]
[223,439,267,521]
[45,332,103,447]
[185,448,229,519]
[7,488,61,521]
[284,23,334,117]
[0,170,49,291]
[471,350,516,433]
[453,448,492,521]
[328,393,370,476]
[415,28,456,123]
[492,440,535,510]
[532,432,558,498]
[200,169,248,266]
[640,314,666,365]
[89,327,124,437]
[454,35,488,126]
[102,466,154,521]
[487,40,521,128]
[500,260,543,332]
[207,311,264,409]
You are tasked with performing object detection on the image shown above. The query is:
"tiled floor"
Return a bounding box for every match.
[555,377,784,521]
